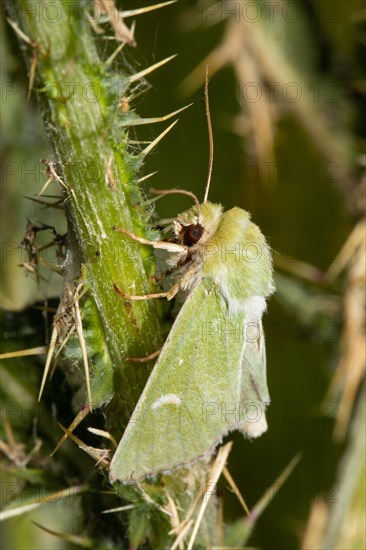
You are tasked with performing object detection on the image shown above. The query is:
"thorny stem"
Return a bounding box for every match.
[6,0,166,424]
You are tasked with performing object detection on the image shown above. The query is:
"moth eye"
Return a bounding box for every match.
[183,224,204,246]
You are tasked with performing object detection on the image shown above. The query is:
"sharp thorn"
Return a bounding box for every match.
[129,54,177,83]
[122,1,177,18]
[105,41,126,66]
[141,120,179,156]
[135,171,158,183]
[24,196,64,210]
[73,300,92,411]
[37,177,54,197]
[50,407,90,456]
[0,346,47,360]
[38,325,58,401]
[122,103,193,127]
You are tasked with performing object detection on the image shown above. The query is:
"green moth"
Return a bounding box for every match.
[110,77,274,484]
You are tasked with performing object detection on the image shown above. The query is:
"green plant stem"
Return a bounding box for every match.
[6,0,166,422]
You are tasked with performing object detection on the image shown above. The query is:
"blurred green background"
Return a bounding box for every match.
[1,0,365,548]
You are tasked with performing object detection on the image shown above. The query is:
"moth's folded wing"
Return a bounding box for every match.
[109,281,245,483]
[238,320,270,438]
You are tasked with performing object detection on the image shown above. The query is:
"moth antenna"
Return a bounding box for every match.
[203,65,214,203]
[150,188,201,218]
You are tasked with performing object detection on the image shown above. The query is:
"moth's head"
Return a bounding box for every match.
[174,202,223,246]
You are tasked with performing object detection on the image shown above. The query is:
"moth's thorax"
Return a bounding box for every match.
[170,203,274,307]
[203,207,274,306]
[208,207,252,245]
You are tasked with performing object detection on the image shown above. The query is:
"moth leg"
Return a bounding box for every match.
[113,283,168,301]
[114,226,186,254]
[125,349,161,362]
[113,281,181,301]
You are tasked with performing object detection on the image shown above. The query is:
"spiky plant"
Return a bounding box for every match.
[2,1,268,547]
[3,1,364,549]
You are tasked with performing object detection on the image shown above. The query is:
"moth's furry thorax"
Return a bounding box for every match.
[169,201,274,310]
